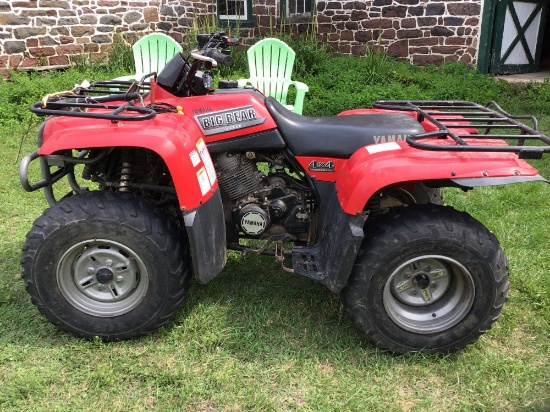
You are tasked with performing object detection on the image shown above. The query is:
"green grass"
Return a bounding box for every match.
[0,48,549,411]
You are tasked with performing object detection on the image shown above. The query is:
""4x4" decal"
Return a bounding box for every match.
[308,160,335,172]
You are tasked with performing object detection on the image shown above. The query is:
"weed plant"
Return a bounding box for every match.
[103,34,135,74]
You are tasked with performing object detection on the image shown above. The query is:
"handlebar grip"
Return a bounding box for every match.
[206,49,234,67]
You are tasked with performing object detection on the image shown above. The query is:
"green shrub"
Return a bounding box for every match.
[361,47,391,84]
[0,66,127,128]
[106,37,135,75]
[283,38,331,78]
[0,70,86,127]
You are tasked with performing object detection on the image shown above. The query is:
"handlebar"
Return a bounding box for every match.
[190,48,234,68]
[190,51,218,67]
[197,32,240,49]
[205,49,234,67]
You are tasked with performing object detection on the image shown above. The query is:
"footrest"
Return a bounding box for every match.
[292,248,326,281]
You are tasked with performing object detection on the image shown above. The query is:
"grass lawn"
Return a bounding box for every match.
[0,53,549,411]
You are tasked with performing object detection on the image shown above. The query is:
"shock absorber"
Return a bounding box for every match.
[364,192,382,215]
[118,148,134,192]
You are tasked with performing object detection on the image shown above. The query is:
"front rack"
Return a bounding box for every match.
[372,100,550,159]
[29,80,155,122]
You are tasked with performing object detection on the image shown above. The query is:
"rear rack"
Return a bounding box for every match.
[29,80,155,122]
[372,100,550,159]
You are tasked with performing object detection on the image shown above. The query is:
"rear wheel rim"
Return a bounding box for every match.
[57,239,149,317]
[383,255,475,334]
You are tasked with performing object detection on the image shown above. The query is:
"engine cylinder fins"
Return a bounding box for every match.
[216,153,261,200]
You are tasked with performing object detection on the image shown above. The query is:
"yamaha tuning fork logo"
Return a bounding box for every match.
[195,105,266,136]
[308,160,335,172]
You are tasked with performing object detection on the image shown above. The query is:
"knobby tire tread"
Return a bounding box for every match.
[342,204,509,354]
[21,191,191,341]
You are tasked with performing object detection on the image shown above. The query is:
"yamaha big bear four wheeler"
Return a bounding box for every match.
[20,33,550,354]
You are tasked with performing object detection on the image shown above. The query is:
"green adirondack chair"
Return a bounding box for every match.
[115,33,182,82]
[238,38,309,115]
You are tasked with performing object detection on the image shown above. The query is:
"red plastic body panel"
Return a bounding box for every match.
[335,107,541,214]
[37,87,542,213]
[335,139,540,215]
[37,84,277,210]
[39,111,217,210]
[151,84,277,143]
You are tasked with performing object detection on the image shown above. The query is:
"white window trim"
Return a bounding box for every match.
[218,0,249,21]
[286,0,312,17]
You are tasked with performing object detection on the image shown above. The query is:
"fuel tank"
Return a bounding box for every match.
[154,85,278,144]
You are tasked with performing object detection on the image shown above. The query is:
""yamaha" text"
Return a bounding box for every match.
[243,219,264,227]
[373,135,406,144]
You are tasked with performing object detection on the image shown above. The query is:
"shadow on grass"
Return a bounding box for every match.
[160,252,462,368]
[1,243,465,368]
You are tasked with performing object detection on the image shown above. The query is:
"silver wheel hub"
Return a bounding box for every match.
[57,239,149,317]
[383,255,475,334]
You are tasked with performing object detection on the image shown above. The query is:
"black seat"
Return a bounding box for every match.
[265,97,424,158]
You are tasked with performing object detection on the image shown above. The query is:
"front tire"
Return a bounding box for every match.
[342,204,509,354]
[21,191,191,340]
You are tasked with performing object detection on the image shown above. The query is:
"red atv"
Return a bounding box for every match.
[20,32,550,354]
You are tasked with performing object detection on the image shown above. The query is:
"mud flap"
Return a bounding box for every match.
[183,188,227,284]
[292,183,367,293]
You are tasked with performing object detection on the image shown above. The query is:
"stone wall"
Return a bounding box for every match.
[316,0,481,65]
[0,0,482,78]
[0,0,287,77]
[0,0,201,78]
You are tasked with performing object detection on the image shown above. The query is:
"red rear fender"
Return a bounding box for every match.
[336,141,542,215]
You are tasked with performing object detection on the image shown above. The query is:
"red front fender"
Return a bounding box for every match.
[38,113,216,211]
[336,141,542,215]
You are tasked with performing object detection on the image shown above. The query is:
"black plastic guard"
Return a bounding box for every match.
[292,182,367,293]
[183,188,227,284]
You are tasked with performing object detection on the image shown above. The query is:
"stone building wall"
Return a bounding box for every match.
[316,0,481,65]
[0,0,284,77]
[0,0,483,78]
[0,0,198,78]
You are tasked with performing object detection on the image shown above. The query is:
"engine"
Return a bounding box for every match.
[214,152,313,242]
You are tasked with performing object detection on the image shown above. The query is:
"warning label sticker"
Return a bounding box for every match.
[196,167,211,195]
[196,138,217,185]
[189,149,201,167]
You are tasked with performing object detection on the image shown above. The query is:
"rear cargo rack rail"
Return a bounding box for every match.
[29,80,155,122]
[372,100,550,159]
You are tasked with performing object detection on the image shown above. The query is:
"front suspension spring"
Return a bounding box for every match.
[118,148,135,192]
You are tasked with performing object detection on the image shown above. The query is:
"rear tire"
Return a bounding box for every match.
[21,191,191,340]
[342,204,509,354]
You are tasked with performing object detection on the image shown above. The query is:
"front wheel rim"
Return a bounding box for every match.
[57,239,149,317]
[383,255,475,334]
